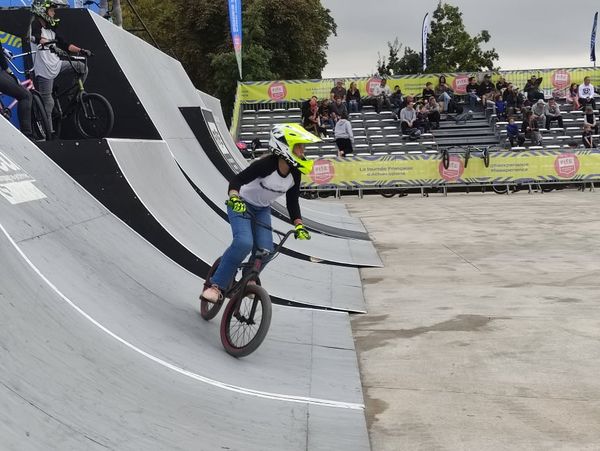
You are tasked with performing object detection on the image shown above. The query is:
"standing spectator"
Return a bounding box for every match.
[334,111,354,157]
[524,75,544,103]
[582,123,594,148]
[329,96,348,124]
[522,110,542,145]
[422,82,435,102]
[0,42,33,139]
[399,101,417,135]
[390,85,403,120]
[507,116,525,147]
[502,83,520,116]
[544,98,564,129]
[435,75,453,112]
[346,81,361,113]
[584,105,599,134]
[478,74,496,106]
[372,78,392,113]
[567,83,580,111]
[495,76,508,92]
[578,76,596,110]
[330,79,346,101]
[531,99,546,129]
[425,96,441,129]
[466,77,480,110]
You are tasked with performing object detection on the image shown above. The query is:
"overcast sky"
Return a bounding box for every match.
[321,0,600,78]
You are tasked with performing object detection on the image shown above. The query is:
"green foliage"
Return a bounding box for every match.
[376,2,499,75]
[122,0,336,123]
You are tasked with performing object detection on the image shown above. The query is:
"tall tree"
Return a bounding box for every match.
[376,2,498,75]
[122,0,336,123]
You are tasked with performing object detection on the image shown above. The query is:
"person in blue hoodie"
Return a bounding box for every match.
[507,116,524,148]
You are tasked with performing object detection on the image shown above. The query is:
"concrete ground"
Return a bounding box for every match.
[342,189,600,451]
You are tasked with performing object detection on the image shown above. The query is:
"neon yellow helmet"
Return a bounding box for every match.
[269,123,321,174]
[31,0,68,28]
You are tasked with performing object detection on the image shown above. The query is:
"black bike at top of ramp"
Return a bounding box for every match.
[0,116,368,450]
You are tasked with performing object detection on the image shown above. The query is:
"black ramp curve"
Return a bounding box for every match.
[183,103,370,240]
[0,117,368,449]
[105,138,366,313]
[89,13,381,268]
[196,90,361,222]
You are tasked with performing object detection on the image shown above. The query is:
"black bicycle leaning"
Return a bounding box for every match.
[41,41,114,139]
[200,212,295,358]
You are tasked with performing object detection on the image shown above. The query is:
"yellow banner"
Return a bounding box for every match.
[238,67,600,104]
[301,150,600,189]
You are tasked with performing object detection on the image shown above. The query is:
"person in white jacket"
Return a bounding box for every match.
[334,111,354,157]
[578,77,596,110]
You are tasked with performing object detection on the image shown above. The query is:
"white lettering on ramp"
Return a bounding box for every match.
[0,151,46,204]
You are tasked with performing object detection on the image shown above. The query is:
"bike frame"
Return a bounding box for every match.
[0,52,37,111]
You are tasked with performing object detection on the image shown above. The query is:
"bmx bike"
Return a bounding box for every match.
[200,212,295,358]
[441,145,500,169]
[40,41,114,139]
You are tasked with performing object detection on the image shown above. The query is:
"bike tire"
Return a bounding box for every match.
[464,149,471,168]
[200,257,224,321]
[31,91,51,141]
[483,148,490,168]
[442,149,450,170]
[75,92,114,138]
[380,189,396,198]
[52,99,62,140]
[220,284,272,358]
[492,185,508,194]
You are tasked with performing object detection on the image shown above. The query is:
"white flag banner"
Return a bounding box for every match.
[422,13,431,72]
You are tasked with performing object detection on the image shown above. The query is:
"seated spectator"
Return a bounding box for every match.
[544,98,563,129]
[531,99,546,128]
[372,78,392,113]
[507,116,525,147]
[495,76,508,92]
[524,75,543,100]
[425,96,441,129]
[346,81,361,113]
[401,95,414,110]
[522,110,542,145]
[502,83,520,116]
[400,101,418,135]
[578,76,596,110]
[319,99,334,129]
[584,104,599,134]
[330,79,346,101]
[478,74,496,106]
[301,95,318,121]
[390,85,403,120]
[494,94,507,119]
[334,111,354,157]
[422,82,435,102]
[435,75,453,112]
[414,103,431,133]
[303,97,327,137]
[466,76,480,110]
[329,96,348,124]
[582,123,594,148]
[567,83,580,110]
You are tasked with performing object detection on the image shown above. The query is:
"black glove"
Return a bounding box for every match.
[79,49,93,57]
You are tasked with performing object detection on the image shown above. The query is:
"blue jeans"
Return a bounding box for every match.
[210,203,273,290]
[438,92,451,111]
[468,92,478,110]
[348,100,359,113]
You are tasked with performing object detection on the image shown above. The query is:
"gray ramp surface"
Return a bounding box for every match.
[107,138,366,313]
[0,117,368,450]
[197,90,368,231]
[92,14,381,268]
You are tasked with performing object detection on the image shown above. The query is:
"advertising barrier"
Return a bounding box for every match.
[301,150,600,190]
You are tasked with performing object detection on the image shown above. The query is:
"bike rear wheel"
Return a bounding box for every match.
[200,257,225,321]
[75,92,114,138]
[220,284,272,358]
[31,91,51,140]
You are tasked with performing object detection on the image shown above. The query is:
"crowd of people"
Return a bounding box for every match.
[299,74,600,155]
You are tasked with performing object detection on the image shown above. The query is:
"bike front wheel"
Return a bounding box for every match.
[220,284,272,358]
[31,91,51,140]
[75,92,114,138]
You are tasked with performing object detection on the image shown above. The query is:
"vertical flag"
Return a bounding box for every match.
[591,12,598,65]
[228,0,242,79]
[421,13,430,72]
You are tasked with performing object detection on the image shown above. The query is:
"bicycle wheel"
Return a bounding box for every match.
[442,149,450,169]
[483,148,490,168]
[220,284,272,358]
[464,149,471,168]
[31,91,51,141]
[492,185,508,194]
[380,189,396,198]
[200,257,225,321]
[75,92,114,138]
